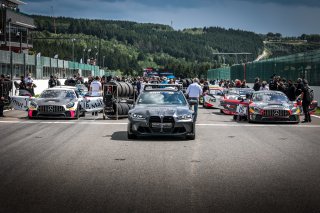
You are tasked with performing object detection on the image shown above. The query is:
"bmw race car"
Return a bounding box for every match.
[247,91,301,123]
[127,84,196,140]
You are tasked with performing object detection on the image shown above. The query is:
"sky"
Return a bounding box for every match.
[20,0,320,36]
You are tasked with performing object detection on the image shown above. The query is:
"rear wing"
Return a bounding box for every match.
[143,84,183,91]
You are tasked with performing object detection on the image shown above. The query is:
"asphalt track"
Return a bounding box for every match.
[0,108,320,213]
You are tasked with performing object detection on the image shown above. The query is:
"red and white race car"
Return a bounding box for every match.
[220,88,254,115]
[202,85,225,109]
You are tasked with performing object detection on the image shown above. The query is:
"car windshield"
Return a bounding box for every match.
[252,93,288,102]
[209,89,223,95]
[229,89,253,96]
[137,91,187,105]
[40,90,76,99]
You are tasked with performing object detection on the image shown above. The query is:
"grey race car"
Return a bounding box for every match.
[127,84,196,140]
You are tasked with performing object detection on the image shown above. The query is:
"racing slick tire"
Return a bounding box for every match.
[233,115,238,121]
[220,109,224,113]
[186,123,196,140]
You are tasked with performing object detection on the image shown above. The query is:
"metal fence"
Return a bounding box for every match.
[208,49,320,86]
[0,50,107,79]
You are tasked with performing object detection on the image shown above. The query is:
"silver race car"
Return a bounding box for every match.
[248,91,301,123]
[127,84,196,140]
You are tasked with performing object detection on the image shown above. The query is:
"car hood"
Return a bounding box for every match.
[34,98,76,106]
[130,105,191,116]
[253,101,294,109]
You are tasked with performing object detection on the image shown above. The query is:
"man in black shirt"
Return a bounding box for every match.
[286,80,296,101]
[301,79,312,123]
[253,78,261,91]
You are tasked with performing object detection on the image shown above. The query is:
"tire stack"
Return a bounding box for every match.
[103,81,135,118]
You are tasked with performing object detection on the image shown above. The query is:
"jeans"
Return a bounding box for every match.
[189,97,199,121]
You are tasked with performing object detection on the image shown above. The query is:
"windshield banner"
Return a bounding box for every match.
[10,96,31,111]
[80,97,104,112]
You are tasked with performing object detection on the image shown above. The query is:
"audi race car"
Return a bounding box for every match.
[202,85,225,109]
[248,91,301,123]
[127,84,196,140]
[220,88,254,115]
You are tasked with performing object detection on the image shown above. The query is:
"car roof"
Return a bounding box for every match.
[53,86,77,89]
[253,90,285,94]
[45,87,75,91]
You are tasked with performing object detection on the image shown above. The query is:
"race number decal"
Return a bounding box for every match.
[81,97,104,112]
[236,105,247,116]
[10,96,31,111]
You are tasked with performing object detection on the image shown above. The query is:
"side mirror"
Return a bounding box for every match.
[237,97,244,102]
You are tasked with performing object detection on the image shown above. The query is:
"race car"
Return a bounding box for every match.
[27,87,83,119]
[220,88,254,115]
[10,85,104,119]
[202,85,225,109]
[127,84,196,140]
[247,91,301,123]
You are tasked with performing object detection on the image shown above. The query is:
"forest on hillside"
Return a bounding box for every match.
[30,15,319,77]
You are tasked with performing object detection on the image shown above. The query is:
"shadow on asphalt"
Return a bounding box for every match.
[111,131,188,142]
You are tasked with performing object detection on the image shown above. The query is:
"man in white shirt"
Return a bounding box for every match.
[90,76,102,97]
[186,78,202,121]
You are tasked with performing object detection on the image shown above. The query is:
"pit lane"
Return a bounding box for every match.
[0,107,320,212]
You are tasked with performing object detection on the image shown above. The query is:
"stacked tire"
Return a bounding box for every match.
[107,81,134,97]
[107,102,132,116]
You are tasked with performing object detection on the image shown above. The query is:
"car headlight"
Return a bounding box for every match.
[66,102,75,108]
[178,114,193,120]
[30,101,37,108]
[130,113,146,120]
[209,98,216,103]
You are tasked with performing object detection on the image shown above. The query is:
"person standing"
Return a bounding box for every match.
[48,75,57,88]
[90,76,102,97]
[253,78,261,91]
[286,80,296,101]
[90,76,102,116]
[0,75,5,117]
[301,79,312,123]
[186,78,202,121]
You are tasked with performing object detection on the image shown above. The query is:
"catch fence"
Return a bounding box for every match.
[208,49,320,86]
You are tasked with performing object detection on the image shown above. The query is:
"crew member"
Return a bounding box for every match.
[90,76,102,116]
[186,78,202,121]
[301,79,312,123]
[0,75,8,117]
[286,80,296,101]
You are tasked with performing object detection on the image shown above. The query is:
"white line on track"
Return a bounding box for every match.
[312,115,320,119]
[0,120,319,127]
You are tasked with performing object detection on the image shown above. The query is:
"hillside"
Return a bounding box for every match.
[30,15,264,77]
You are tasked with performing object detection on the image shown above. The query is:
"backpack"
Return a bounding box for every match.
[305,86,314,102]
